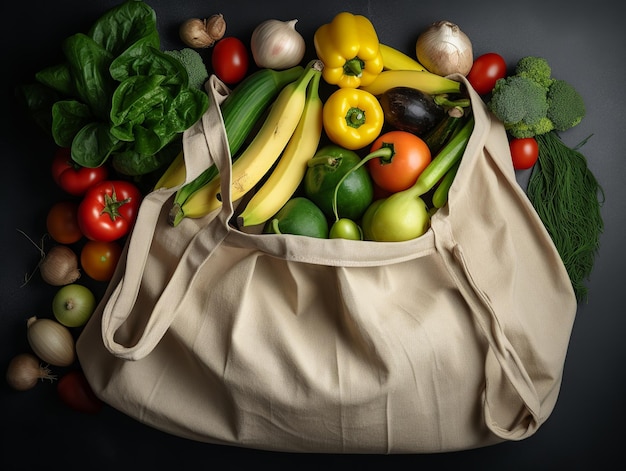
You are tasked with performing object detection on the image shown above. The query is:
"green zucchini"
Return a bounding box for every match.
[431,160,461,208]
[171,66,304,213]
[423,109,465,155]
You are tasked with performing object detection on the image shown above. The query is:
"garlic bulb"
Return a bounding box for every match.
[179,14,226,48]
[251,19,306,69]
[26,317,75,367]
[416,20,474,76]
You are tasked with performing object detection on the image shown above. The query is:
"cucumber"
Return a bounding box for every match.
[172,66,304,210]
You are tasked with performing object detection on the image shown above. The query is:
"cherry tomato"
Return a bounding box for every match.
[467,52,507,95]
[509,137,539,170]
[46,201,83,244]
[57,370,103,414]
[51,147,108,196]
[81,240,122,281]
[211,37,249,84]
[78,180,142,242]
[367,131,432,193]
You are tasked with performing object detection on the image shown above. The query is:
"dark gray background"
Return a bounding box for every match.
[2,0,624,469]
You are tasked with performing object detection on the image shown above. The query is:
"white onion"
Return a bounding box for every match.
[416,20,474,77]
[26,317,75,367]
[251,19,306,69]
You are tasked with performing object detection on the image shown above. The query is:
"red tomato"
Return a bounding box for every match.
[81,240,122,281]
[51,147,108,196]
[367,131,432,193]
[509,137,539,170]
[46,201,83,244]
[212,37,249,84]
[57,370,103,414]
[78,180,142,242]
[467,52,507,95]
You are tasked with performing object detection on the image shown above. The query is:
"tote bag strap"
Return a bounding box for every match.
[101,76,234,360]
[435,218,541,440]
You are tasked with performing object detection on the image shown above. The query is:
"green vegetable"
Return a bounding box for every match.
[546,79,586,131]
[487,56,585,139]
[164,48,209,90]
[304,145,374,221]
[431,160,460,209]
[263,197,329,238]
[527,133,604,301]
[18,0,208,176]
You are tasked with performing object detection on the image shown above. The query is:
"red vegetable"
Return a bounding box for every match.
[510,137,539,170]
[51,147,108,196]
[78,180,142,242]
[467,52,507,95]
[46,200,83,244]
[212,37,249,84]
[57,370,103,414]
[367,131,432,193]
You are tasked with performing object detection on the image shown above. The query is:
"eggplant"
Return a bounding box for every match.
[378,86,445,136]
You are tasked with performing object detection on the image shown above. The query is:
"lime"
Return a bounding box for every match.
[263,197,329,238]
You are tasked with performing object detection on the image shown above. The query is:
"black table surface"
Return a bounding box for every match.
[2,1,624,469]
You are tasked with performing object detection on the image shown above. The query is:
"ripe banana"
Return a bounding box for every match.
[238,71,323,227]
[153,150,186,190]
[360,69,461,96]
[379,43,425,71]
[173,60,323,221]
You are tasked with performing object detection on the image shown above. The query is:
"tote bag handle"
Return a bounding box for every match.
[101,76,234,359]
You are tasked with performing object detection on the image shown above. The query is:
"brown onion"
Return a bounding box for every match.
[6,353,56,391]
[40,245,81,286]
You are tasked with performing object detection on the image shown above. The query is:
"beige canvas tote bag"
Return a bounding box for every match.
[76,75,577,453]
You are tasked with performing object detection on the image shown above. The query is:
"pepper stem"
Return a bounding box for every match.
[343,57,364,77]
[345,107,367,128]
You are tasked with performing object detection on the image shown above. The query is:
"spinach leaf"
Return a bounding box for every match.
[112,139,181,176]
[72,122,120,168]
[51,100,93,147]
[89,0,159,57]
[62,33,115,120]
[35,63,75,97]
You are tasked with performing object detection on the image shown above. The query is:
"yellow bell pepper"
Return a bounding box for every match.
[314,12,384,88]
[322,88,384,150]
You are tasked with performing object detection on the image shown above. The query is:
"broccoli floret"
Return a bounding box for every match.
[164,48,209,90]
[487,56,585,138]
[515,56,553,90]
[488,75,551,138]
[547,79,586,131]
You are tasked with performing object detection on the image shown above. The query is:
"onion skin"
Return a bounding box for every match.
[6,353,56,391]
[40,245,81,286]
[26,317,75,367]
[251,19,306,69]
[416,20,474,77]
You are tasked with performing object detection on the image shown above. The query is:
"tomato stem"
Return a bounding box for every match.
[100,188,131,221]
